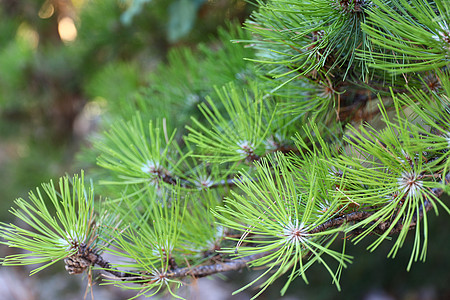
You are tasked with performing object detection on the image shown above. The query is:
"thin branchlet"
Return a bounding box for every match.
[142,144,297,190]
[166,252,268,279]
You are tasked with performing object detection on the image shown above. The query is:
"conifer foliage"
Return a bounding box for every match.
[2,0,450,298]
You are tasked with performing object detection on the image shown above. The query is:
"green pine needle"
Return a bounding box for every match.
[0,172,98,275]
[187,82,275,163]
[215,153,352,298]
[97,113,190,188]
[362,0,450,73]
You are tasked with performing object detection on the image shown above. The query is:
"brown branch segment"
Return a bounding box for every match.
[166,251,268,279]
[308,211,373,234]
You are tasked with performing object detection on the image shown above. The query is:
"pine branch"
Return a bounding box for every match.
[66,242,268,281]
[3,2,450,299]
[70,172,448,285]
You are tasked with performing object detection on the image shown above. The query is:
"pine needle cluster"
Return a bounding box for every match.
[2,0,450,299]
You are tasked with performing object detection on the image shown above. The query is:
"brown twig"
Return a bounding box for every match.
[166,252,268,279]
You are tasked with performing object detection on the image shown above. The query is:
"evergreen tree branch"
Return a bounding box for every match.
[66,243,268,281]
[74,173,448,284]
[3,2,450,298]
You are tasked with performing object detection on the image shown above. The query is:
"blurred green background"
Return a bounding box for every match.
[1,1,449,299]
[0,0,251,216]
